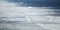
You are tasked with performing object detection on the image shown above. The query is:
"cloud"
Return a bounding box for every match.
[0,1,53,21]
[0,1,60,30]
[0,0,60,23]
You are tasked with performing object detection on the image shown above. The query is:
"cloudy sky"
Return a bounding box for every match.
[7,0,60,8]
[0,0,60,30]
[0,0,60,22]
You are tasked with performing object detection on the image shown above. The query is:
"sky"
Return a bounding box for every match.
[7,0,60,9]
[0,0,60,22]
[0,0,60,30]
